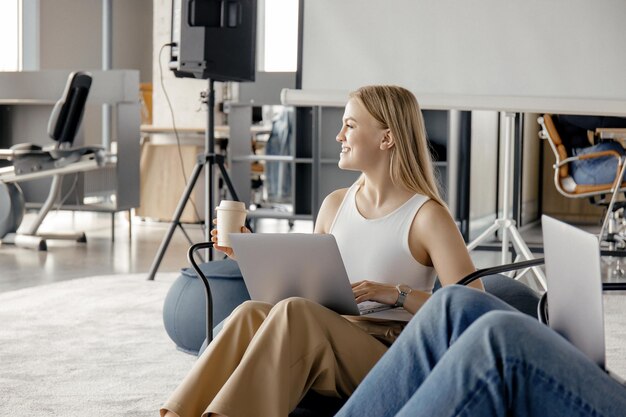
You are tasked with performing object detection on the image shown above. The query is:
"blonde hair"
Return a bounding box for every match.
[350,85,445,207]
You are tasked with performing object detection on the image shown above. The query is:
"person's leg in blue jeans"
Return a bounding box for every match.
[572,141,626,185]
[336,285,515,417]
[336,286,626,417]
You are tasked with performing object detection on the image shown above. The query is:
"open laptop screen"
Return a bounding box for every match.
[541,215,606,369]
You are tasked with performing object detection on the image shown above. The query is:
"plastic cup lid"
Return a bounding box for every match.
[216,200,246,211]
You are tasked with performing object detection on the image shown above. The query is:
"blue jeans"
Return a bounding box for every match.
[336,286,626,417]
[572,141,625,185]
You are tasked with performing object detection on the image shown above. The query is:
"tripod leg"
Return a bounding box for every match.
[147,159,205,281]
[599,156,626,241]
[216,158,241,202]
[501,225,510,265]
[466,221,501,251]
[507,225,547,290]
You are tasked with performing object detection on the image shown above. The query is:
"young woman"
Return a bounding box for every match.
[161,85,481,417]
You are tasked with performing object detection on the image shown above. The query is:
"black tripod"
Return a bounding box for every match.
[147,79,249,281]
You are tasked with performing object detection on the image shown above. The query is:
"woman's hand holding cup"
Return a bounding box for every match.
[212,200,249,259]
[210,219,250,259]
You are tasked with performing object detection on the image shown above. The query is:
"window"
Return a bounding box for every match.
[0,0,20,71]
[263,0,298,72]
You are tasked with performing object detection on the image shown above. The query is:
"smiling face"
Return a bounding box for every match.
[336,98,390,172]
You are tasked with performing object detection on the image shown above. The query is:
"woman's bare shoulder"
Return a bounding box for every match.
[416,199,452,224]
[314,188,350,233]
[325,188,350,206]
[411,199,457,238]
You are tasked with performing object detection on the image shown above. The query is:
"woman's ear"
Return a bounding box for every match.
[380,129,395,150]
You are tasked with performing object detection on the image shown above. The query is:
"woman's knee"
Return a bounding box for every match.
[270,297,328,329]
[273,296,319,314]
[406,285,514,334]
[429,285,487,315]
[471,311,539,346]
[432,285,476,303]
[230,300,272,320]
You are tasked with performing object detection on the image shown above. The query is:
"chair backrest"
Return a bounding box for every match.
[541,114,570,178]
[47,72,92,147]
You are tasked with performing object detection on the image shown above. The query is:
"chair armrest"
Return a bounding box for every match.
[577,150,623,161]
[456,258,545,287]
[604,283,626,291]
[0,149,15,160]
[556,152,624,172]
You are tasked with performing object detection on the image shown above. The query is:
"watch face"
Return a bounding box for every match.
[399,284,412,294]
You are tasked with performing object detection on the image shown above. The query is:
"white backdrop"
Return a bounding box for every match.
[301,0,626,109]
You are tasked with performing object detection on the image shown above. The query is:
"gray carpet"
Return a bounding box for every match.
[602,292,626,379]
[0,275,624,416]
[0,273,195,417]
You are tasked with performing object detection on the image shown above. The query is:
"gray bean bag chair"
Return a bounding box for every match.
[162,259,249,355]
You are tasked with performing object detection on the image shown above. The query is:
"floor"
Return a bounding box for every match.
[0,210,314,293]
[0,209,622,294]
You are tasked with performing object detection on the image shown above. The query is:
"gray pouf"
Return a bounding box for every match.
[162,259,250,355]
[480,274,540,317]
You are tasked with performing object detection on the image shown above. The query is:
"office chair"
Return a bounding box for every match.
[538,114,626,250]
[0,71,106,250]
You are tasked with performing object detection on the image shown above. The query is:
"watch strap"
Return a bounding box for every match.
[394,284,411,307]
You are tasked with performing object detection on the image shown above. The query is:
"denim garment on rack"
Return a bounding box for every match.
[265,108,294,202]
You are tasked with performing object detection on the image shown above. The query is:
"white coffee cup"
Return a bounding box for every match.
[215,200,247,247]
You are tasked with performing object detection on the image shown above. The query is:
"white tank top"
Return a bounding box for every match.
[329,183,436,293]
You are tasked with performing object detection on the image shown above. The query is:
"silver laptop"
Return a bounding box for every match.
[229,233,394,317]
[541,215,606,369]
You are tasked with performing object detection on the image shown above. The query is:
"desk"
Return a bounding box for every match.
[137,132,206,222]
[597,128,626,148]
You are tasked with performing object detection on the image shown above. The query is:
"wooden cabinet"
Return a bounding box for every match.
[137,137,205,223]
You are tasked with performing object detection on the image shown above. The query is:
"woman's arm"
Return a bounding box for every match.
[413,201,478,285]
[400,201,482,314]
[313,188,348,234]
[352,201,481,315]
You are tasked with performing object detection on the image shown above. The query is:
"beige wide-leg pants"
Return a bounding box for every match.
[161,297,402,417]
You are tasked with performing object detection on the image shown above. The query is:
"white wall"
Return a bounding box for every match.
[40,0,152,82]
[37,0,152,146]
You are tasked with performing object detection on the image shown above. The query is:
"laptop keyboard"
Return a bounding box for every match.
[358,301,393,315]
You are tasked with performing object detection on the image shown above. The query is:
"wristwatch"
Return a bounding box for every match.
[394,284,413,308]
